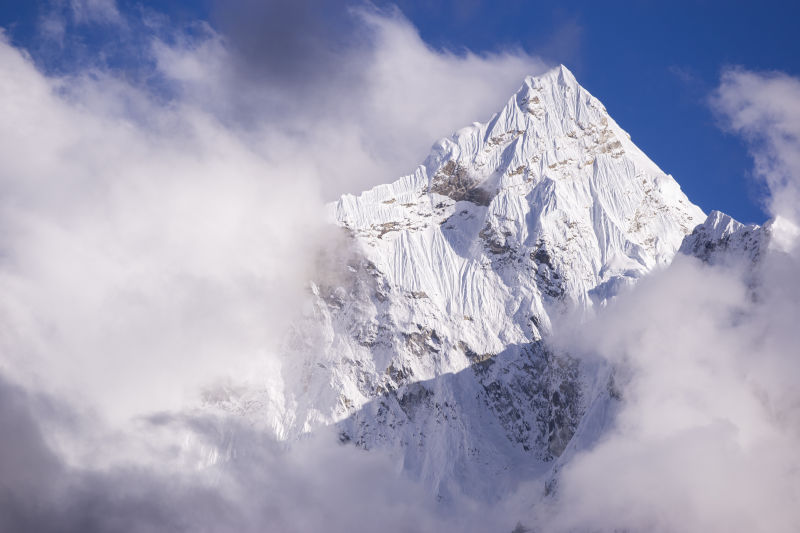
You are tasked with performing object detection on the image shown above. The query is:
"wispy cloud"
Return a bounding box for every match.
[152,3,548,198]
[712,68,800,226]
[69,0,122,25]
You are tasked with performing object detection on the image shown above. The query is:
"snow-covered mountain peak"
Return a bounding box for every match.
[334,67,703,314]
[419,63,682,205]
[232,67,707,500]
[705,209,744,231]
[521,64,578,93]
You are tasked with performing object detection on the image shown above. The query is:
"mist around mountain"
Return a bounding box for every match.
[0,6,799,533]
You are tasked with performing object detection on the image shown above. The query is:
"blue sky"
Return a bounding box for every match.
[2,0,797,223]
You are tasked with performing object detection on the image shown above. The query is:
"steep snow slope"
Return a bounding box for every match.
[216,65,705,499]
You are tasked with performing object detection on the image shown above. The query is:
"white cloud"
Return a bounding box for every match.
[0,374,504,532]
[536,255,800,531]
[0,32,329,421]
[0,6,547,531]
[150,6,547,198]
[712,68,800,225]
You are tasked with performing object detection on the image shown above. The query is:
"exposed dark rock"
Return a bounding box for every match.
[532,247,553,269]
[479,224,512,255]
[404,326,442,357]
[458,341,494,364]
[430,160,494,206]
[474,342,583,460]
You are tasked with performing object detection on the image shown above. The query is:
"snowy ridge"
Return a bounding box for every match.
[216,65,705,499]
[680,210,766,265]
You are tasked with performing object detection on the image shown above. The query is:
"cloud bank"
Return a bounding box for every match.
[0,377,497,532]
[0,3,544,531]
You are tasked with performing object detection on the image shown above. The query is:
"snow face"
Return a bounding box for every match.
[217,65,705,499]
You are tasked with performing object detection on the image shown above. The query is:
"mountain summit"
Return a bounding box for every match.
[223,65,705,500]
